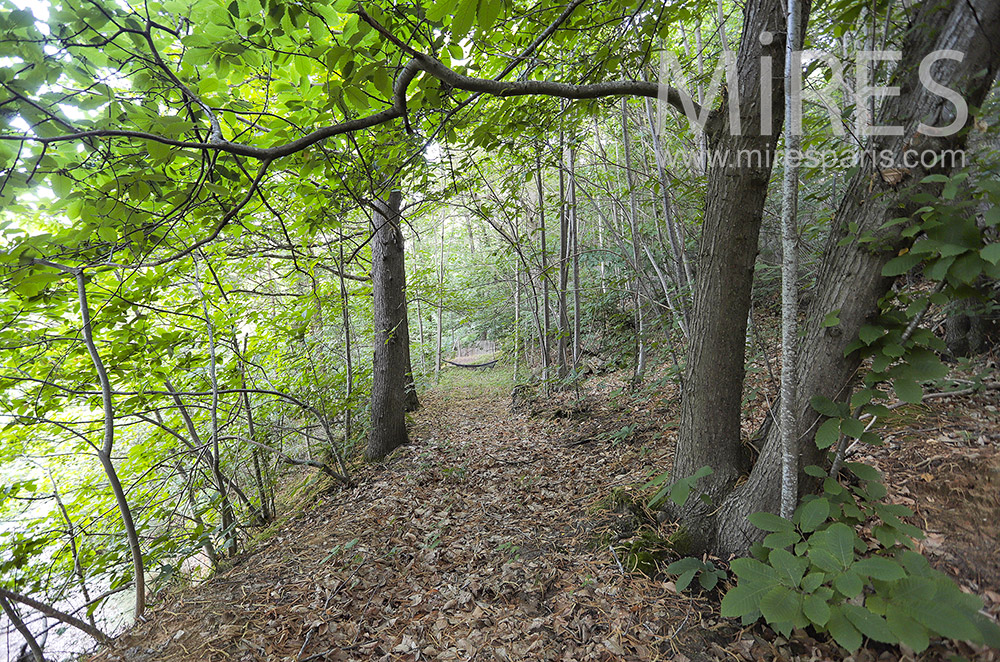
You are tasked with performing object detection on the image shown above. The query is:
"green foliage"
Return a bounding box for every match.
[645,465,713,510]
[666,556,727,592]
[721,465,1000,653]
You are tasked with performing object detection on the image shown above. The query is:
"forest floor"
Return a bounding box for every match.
[83,362,1000,662]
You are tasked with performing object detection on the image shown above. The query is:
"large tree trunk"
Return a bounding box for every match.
[677,0,1000,556]
[668,0,792,546]
[366,191,411,461]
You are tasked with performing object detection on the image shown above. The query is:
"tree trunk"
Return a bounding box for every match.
[674,0,1000,556]
[436,220,445,382]
[75,271,145,619]
[621,98,647,383]
[666,0,796,547]
[366,191,411,461]
[536,146,552,384]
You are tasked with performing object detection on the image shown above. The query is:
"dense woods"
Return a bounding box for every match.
[1,0,999,659]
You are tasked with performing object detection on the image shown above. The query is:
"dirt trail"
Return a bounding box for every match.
[88,372,725,662]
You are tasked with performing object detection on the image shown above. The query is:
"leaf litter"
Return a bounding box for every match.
[82,365,1000,662]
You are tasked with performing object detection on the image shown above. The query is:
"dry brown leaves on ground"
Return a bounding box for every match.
[83,367,1000,662]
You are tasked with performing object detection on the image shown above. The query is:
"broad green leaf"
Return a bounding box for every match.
[893,378,922,403]
[833,570,863,598]
[842,604,897,644]
[886,611,929,652]
[814,418,840,449]
[810,395,843,418]
[982,242,1000,265]
[476,0,502,34]
[844,462,881,482]
[840,417,865,439]
[748,511,794,533]
[797,497,830,532]
[882,252,921,277]
[768,548,809,588]
[808,523,856,572]
[853,556,905,581]
[803,593,831,626]
[763,530,801,549]
[721,584,764,618]
[827,605,862,651]
[759,585,802,625]
[450,0,478,40]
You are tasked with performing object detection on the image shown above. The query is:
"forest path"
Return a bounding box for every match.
[87,368,731,662]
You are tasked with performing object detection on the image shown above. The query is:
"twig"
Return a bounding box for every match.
[609,545,626,574]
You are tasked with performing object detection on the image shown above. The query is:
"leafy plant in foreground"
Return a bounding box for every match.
[720,464,1000,653]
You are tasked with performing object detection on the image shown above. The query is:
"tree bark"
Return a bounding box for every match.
[75,271,146,619]
[667,0,798,547]
[366,191,411,461]
[675,0,1000,556]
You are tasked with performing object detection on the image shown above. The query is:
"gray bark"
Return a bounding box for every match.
[681,0,1000,556]
[366,191,411,461]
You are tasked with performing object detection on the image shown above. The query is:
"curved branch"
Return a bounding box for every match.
[0,587,111,645]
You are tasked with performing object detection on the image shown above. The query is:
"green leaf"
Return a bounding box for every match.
[808,523,856,572]
[759,585,802,625]
[450,0,478,39]
[763,530,801,549]
[822,310,840,327]
[426,0,460,21]
[730,557,781,583]
[803,593,831,626]
[833,570,863,598]
[982,243,1000,265]
[908,603,982,642]
[476,0,501,34]
[675,568,697,592]
[970,612,1000,650]
[893,378,922,404]
[815,418,840,450]
[844,462,881,482]
[853,557,905,581]
[768,548,809,588]
[886,611,929,652]
[721,583,765,619]
[842,604,897,644]
[840,417,865,439]
[797,498,830,532]
[145,139,172,161]
[858,324,884,345]
[949,252,984,283]
[810,395,843,418]
[801,571,826,593]
[882,252,921,277]
[827,605,863,651]
[749,512,794,533]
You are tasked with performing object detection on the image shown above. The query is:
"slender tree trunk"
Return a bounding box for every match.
[194,258,237,556]
[436,220,445,382]
[536,146,552,385]
[416,296,425,375]
[394,220,420,413]
[570,145,581,372]
[240,340,271,523]
[557,133,571,378]
[75,271,145,619]
[175,461,220,568]
[0,593,44,662]
[366,191,411,461]
[42,469,96,626]
[778,0,803,519]
[621,98,646,383]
